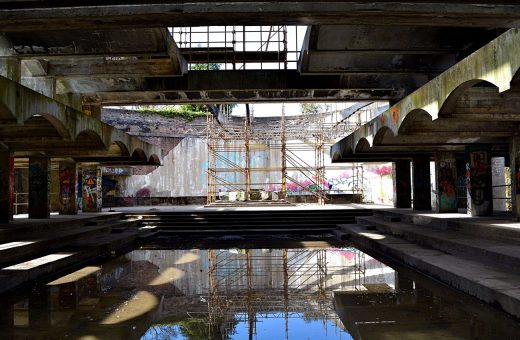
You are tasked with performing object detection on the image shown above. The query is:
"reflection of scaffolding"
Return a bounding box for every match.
[206,107,366,205]
[200,248,368,339]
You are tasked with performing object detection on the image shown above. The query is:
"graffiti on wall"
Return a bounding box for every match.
[83,167,101,211]
[59,165,76,207]
[437,158,457,211]
[468,150,493,216]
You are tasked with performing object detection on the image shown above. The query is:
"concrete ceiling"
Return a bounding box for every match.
[0,2,516,105]
[1,2,520,30]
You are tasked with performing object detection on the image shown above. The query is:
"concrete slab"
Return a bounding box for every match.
[342,224,520,318]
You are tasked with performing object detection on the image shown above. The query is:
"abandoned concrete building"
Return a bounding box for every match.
[1,1,520,339]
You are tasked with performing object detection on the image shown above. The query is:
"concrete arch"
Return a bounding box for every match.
[131,147,147,160]
[355,138,371,153]
[110,141,130,157]
[342,145,353,159]
[439,80,498,116]
[75,129,106,148]
[398,109,432,134]
[511,67,520,88]
[24,113,71,139]
[373,126,395,146]
[148,154,161,165]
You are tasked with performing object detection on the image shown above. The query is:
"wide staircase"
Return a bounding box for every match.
[338,209,520,318]
[0,213,149,295]
[124,208,373,236]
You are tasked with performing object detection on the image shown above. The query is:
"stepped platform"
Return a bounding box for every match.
[0,212,150,295]
[338,207,520,319]
[118,204,372,236]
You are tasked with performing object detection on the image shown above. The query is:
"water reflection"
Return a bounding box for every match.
[0,246,518,339]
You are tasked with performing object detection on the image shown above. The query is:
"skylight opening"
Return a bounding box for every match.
[169,26,308,70]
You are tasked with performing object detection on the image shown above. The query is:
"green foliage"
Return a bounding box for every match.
[191,63,221,71]
[300,103,330,115]
[138,106,208,121]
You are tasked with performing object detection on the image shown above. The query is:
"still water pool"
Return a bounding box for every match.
[1,239,518,339]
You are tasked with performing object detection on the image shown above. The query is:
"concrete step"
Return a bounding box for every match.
[158,227,335,235]
[352,216,520,273]
[0,212,123,243]
[371,210,520,242]
[0,220,138,267]
[0,249,98,294]
[0,225,110,266]
[340,224,520,319]
[72,230,139,254]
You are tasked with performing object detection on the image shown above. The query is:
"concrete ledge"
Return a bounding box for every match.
[340,224,520,318]
[356,215,520,273]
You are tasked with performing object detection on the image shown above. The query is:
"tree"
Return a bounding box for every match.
[300,103,329,115]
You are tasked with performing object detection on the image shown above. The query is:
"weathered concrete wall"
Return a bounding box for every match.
[118,136,394,203]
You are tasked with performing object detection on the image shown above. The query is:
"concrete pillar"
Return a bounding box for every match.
[0,148,14,223]
[58,161,78,215]
[456,157,468,210]
[28,156,51,219]
[510,136,520,220]
[82,164,102,212]
[492,157,507,212]
[412,157,431,210]
[393,160,411,208]
[466,145,493,216]
[435,152,458,213]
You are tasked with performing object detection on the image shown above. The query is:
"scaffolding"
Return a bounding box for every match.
[200,248,367,339]
[170,25,305,70]
[206,105,370,206]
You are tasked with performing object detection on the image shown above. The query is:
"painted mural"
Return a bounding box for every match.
[82,167,101,212]
[467,148,493,216]
[59,163,76,213]
[437,157,457,212]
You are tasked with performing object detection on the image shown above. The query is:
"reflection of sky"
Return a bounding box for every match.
[233,313,353,340]
[141,314,353,340]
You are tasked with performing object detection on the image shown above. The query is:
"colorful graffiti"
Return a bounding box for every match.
[437,158,457,212]
[82,167,101,212]
[59,163,77,214]
[467,148,492,215]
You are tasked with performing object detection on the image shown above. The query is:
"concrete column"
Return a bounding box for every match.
[510,136,520,220]
[28,156,51,219]
[0,148,14,223]
[456,157,468,210]
[492,157,507,212]
[412,157,431,211]
[58,161,78,215]
[82,164,102,212]
[393,160,411,208]
[435,152,458,213]
[466,145,493,216]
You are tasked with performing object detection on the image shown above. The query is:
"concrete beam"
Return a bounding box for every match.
[47,58,179,78]
[1,2,520,31]
[0,75,162,165]
[80,70,426,104]
[332,28,520,160]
